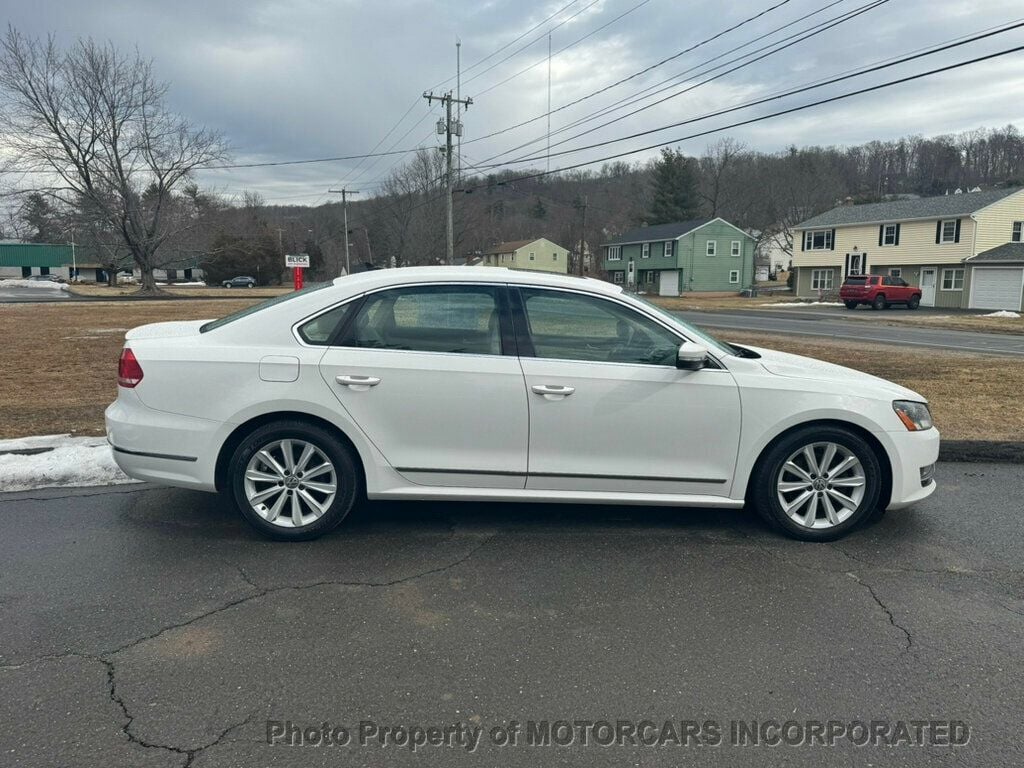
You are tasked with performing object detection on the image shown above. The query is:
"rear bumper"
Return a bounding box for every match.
[105,391,221,492]
[882,427,941,510]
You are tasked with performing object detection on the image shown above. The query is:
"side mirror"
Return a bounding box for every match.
[676,341,709,370]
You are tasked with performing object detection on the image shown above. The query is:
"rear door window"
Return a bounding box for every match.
[338,285,504,355]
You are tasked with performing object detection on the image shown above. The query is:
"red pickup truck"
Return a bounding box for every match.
[840,274,921,310]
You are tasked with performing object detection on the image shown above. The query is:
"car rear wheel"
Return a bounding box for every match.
[872,294,887,310]
[907,295,920,310]
[227,421,359,540]
[844,301,858,310]
[751,426,883,541]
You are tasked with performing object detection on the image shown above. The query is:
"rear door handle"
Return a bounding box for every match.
[531,384,575,400]
[336,375,381,391]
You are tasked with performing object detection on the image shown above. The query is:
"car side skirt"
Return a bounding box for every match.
[369,486,745,508]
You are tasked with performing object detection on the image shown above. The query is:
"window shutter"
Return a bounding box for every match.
[800,232,805,251]
[894,224,900,246]
[829,229,836,250]
[954,218,961,243]
[844,253,851,276]
[935,221,942,244]
[862,251,868,273]
[878,225,884,247]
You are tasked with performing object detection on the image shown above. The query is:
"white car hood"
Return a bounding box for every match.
[125,320,210,340]
[741,345,924,402]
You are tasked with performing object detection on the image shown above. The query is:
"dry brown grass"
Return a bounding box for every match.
[708,328,1024,440]
[844,311,1024,336]
[0,299,262,439]
[0,299,1019,441]
[648,295,785,311]
[69,284,290,299]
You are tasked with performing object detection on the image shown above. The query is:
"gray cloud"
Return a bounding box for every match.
[5,0,1024,204]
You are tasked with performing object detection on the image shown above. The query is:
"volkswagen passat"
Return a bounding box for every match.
[105,267,938,541]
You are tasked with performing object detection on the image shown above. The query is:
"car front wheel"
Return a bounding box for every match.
[844,301,858,310]
[907,295,920,310]
[751,426,883,541]
[227,421,360,540]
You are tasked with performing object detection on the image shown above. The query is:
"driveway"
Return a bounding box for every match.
[1,463,1021,767]
[678,308,1024,356]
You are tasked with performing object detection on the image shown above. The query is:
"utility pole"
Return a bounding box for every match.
[577,195,588,276]
[456,39,462,181]
[547,31,552,174]
[424,90,472,265]
[328,188,360,274]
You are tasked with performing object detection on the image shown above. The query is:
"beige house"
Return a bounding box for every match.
[480,238,570,274]
[792,187,1024,311]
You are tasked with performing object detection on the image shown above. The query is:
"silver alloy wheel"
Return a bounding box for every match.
[243,439,338,528]
[775,442,866,530]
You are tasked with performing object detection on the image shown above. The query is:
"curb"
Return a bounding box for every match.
[939,441,1024,464]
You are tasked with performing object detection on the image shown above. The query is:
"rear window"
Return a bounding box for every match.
[843,277,869,286]
[200,283,331,333]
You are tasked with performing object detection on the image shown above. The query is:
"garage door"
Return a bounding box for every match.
[658,270,680,297]
[971,267,1024,311]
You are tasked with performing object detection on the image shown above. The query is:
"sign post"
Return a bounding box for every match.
[284,253,310,291]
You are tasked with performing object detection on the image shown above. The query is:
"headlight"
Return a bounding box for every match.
[893,400,933,431]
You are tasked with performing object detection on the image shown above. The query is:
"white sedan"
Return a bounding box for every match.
[105,267,939,541]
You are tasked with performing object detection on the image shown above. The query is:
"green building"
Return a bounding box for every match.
[601,218,756,295]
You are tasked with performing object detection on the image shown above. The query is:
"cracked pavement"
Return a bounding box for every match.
[1,462,1022,766]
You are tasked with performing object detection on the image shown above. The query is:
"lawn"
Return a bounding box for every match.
[1,298,1021,441]
[69,283,291,299]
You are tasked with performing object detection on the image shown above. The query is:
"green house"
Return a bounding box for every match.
[601,218,756,295]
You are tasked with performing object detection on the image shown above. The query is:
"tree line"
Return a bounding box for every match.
[3,28,1023,287]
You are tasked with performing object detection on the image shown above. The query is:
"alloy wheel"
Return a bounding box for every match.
[243,439,338,528]
[775,442,866,529]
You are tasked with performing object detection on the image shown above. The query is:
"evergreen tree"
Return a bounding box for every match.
[646,148,701,224]
[529,196,547,219]
[22,193,58,242]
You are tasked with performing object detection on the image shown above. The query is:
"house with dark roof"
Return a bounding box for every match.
[601,218,755,296]
[480,238,569,274]
[792,187,1024,311]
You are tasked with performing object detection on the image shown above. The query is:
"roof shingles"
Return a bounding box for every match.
[796,188,1023,229]
[970,243,1024,263]
[602,219,712,246]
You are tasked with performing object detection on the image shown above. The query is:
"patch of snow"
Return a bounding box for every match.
[155,281,207,286]
[0,434,137,492]
[766,301,843,307]
[0,278,68,290]
[982,310,1021,318]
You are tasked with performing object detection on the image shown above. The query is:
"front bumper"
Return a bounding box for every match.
[882,426,941,510]
[105,391,222,492]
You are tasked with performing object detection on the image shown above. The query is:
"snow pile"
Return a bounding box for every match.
[155,281,207,287]
[982,310,1021,319]
[0,434,137,492]
[0,278,69,291]
[766,301,842,308]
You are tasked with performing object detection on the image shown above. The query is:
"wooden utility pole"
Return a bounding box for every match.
[327,189,359,274]
[423,90,472,264]
[577,195,588,276]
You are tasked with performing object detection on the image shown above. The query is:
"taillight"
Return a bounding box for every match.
[118,347,144,388]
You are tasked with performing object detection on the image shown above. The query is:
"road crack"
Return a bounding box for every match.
[846,572,913,653]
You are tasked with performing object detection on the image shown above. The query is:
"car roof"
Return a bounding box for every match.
[330,266,623,296]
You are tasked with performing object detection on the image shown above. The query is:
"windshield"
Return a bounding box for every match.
[199,282,331,332]
[629,294,737,357]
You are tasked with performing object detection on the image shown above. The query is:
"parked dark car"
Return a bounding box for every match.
[222,276,257,288]
[840,274,921,310]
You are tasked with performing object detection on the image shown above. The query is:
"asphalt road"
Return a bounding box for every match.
[678,308,1024,356]
[0,285,70,303]
[1,463,1021,767]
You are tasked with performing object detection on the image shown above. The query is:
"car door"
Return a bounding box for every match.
[513,286,742,497]
[317,283,528,488]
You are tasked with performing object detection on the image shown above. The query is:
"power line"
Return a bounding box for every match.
[479,0,888,166]
[460,0,802,148]
[473,0,656,98]
[454,44,1024,191]
[476,19,1024,170]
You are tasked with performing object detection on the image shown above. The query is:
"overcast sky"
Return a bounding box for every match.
[5,0,1024,205]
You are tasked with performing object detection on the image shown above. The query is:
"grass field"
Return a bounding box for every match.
[1,298,1021,441]
[69,284,291,299]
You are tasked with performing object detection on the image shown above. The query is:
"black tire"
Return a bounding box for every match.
[872,294,887,310]
[907,294,920,310]
[227,420,360,541]
[224,283,232,288]
[844,301,858,310]
[749,425,883,542]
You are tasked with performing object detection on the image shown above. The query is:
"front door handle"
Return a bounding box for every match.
[336,375,381,391]
[531,384,575,400]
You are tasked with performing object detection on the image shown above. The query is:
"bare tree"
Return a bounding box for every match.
[0,28,228,292]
